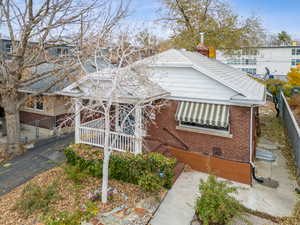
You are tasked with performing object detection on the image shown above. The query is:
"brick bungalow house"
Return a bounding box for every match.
[143,49,266,184]
[17,58,109,139]
[61,49,266,184]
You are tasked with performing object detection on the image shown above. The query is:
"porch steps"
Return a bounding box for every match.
[173,162,185,181]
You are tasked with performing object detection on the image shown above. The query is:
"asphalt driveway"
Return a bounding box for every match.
[0,133,73,196]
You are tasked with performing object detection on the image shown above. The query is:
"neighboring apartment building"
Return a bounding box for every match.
[217,45,300,79]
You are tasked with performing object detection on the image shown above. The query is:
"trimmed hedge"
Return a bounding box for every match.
[64,146,177,190]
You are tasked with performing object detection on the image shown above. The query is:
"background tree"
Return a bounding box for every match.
[0,0,129,158]
[278,31,293,45]
[158,0,265,51]
[267,31,293,46]
[287,64,300,87]
[135,29,161,57]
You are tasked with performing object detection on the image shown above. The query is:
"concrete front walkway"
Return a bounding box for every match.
[151,164,297,225]
[150,171,203,225]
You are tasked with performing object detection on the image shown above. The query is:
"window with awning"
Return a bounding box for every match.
[175,101,229,130]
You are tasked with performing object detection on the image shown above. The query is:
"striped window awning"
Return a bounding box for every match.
[175,101,229,128]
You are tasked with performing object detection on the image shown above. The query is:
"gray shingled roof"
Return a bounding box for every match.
[146,49,265,103]
[19,57,110,94]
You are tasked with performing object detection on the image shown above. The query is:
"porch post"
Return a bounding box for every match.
[134,105,142,155]
[75,99,81,144]
[115,103,120,132]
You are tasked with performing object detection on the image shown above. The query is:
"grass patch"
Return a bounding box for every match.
[14,182,61,217]
[260,112,298,181]
[63,164,90,184]
[42,200,99,225]
[260,115,286,145]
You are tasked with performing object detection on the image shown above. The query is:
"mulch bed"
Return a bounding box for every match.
[0,166,149,225]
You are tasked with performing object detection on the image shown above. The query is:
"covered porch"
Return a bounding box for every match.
[60,73,170,155]
[74,102,143,154]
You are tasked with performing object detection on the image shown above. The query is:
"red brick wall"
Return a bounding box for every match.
[145,100,256,163]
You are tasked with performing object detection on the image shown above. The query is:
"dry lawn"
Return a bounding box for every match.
[0,167,148,225]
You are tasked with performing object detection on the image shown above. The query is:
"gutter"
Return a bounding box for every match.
[249,105,264,184]
[249,106,254,164]
[166,96,265,107]
[18,89,58,96]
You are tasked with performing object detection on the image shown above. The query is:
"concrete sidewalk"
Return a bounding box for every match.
[150,171,203,225]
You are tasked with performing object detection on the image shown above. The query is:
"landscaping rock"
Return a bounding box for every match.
[134,208,147,215]
[81,221,93,225]
[136,196,159,209]
[121,192,129,200]
[98,204,128,217]
[89,217,104,225]
[95,198,160,225]
[124,212,140,222]
[190,214,201,225]
[3,163,11,168]
[191,221,201,225]
[113,208,129,219]
[99,215,123,225]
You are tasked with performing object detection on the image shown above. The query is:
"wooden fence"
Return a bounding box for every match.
[279,91,300,176]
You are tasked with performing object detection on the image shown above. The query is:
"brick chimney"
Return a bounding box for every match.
[196,32,209,57]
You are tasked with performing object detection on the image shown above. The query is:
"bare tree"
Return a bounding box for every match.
[158,0,266,50]
[0,0,129,158]
[61,35,168,203]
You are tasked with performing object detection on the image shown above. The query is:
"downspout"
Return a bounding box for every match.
[249,106,264,183]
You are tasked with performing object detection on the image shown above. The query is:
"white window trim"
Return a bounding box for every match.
[176,121,232,138]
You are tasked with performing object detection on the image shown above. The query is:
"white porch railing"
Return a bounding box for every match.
[78,126,136,153]
[81,118,105,129]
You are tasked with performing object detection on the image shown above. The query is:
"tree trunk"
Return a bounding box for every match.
[101,111,111,203]
[102,149,110,203]
[2,106,22,158]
